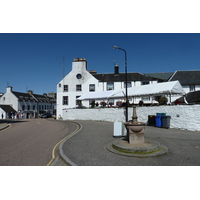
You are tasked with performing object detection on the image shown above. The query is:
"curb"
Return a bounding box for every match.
[0,123,10,131]
[51,121,83,166]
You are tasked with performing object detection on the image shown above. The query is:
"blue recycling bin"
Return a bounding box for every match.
[155,115,162,127]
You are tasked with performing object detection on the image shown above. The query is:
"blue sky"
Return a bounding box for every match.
[1,33,200,94]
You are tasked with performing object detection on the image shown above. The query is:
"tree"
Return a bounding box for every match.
[155,96,168,105]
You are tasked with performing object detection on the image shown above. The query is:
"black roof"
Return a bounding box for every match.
[93,72,162,82]
[178,90,200,104]
[0,105,17,113]
[169,70,200,85]
[13,92,35,102]
[12,91,56,103]
[145,72,174,81]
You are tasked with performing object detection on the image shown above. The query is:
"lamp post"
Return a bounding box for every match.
[113,46,128,122]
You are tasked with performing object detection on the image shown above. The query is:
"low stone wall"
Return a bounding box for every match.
[62,105,200,131]
[137,105,200,131]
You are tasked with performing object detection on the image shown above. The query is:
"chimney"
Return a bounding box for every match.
[114,64,119,74]
[72,58,87,71]
[89,70,97,75]
[6,86,13,93]
[27,90,33,95]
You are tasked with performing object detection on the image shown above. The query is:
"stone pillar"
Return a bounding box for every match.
[132,106,138,123]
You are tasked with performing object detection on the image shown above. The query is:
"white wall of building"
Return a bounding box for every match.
[0,86,55,118]
[0,108,6,119]
[57,59,200,120]
[61,105,200,131]
[56,59,100,118]
[56,59,161,119]
[183,85,200,93]
[0,87,18,111]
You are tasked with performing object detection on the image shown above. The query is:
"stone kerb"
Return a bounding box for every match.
[62,105,200,131]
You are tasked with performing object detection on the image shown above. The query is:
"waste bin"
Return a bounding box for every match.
[156,113,166,116]
[161,116,171,128]
[148,115,155,126]
[155,115,162,127]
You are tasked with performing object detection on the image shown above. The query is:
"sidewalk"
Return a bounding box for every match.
[60,120,200,166]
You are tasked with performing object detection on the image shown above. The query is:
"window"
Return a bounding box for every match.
[63,96,68,105]
[124,82,132,88]
[142,81,149,85]
[89,84,95,92]
[22,105,25,110]
[189,85,195,92]
[76,96,82,106]
[59,83,61,87]
[63,85,68,92]
[27,105,30,110]
[142,96,150,101]
[33,105,35,110]
[76,85,82,91]
[107,82,114,90]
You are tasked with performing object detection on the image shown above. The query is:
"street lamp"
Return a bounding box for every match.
[113,45,128,122]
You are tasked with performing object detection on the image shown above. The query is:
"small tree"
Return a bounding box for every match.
[155,96,168,105]
[90,100,95,108]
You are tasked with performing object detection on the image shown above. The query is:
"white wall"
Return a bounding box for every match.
[0,108,6,119]
[61,105,200,131]
[0,87,18,111]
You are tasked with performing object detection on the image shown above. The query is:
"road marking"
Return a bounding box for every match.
[46,122,80,166]
[37,122,40,125]
[195,146,200,150]
[0,124,11,132]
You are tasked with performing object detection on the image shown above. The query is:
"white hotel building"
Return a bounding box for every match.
[56,58,160,119]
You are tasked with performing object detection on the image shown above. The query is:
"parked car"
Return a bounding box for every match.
[40,113,52,118]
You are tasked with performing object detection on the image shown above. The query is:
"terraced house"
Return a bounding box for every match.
[0,86,56,118]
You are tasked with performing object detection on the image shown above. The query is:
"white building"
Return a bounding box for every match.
[0,105,17,119]
[57,58,200,119]
[56,58,160,119]
[0,86,56,118]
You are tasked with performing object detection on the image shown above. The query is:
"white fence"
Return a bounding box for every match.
[61,105,200,131]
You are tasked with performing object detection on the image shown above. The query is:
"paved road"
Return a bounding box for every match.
[62,120,200,166]
[0,119,76,166]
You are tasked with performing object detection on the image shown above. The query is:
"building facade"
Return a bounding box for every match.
[57,58,200,119]
[0,86,56,118]
[168,70,200,93]
[56,58,160,118]
[0,105,17,119]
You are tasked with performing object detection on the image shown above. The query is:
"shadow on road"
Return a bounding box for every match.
[0,119,29,124]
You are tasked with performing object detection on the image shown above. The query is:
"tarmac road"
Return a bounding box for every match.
[62,120,200,166]
[0,119,77,166]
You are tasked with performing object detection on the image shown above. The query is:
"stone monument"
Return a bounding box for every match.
[106,106,168,158]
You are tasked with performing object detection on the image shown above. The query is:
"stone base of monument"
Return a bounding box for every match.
[106,139,168,158]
